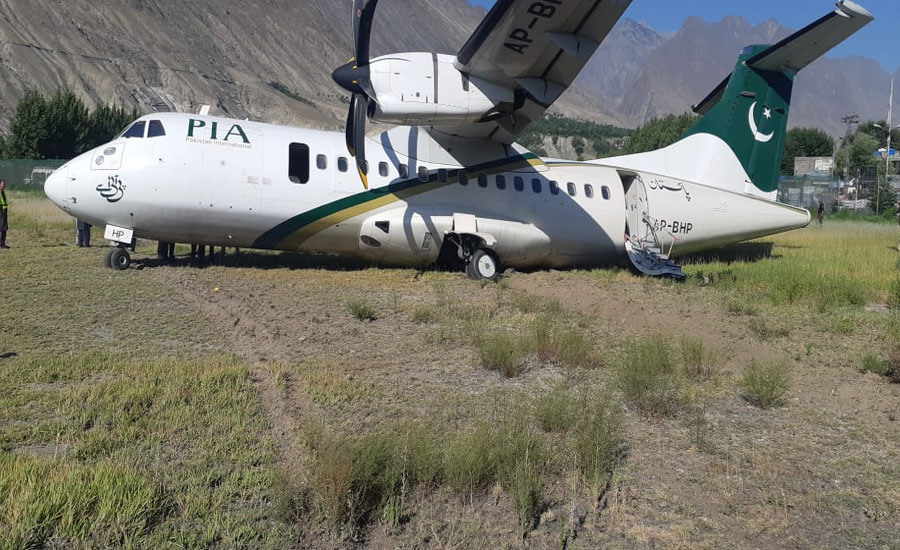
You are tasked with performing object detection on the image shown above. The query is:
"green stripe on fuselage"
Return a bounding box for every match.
[252,153,543,250]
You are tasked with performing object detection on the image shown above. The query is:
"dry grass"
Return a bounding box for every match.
[740,361,791,409]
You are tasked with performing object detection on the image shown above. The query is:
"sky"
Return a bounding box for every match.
[468,0,899,74]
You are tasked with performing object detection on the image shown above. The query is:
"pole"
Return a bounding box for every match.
[886,78,894,205]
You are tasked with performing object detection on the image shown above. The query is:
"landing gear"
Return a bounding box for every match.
[107,247,131,270]
[466,248,501,281]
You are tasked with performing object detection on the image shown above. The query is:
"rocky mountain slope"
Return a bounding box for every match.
[0,0,893,137]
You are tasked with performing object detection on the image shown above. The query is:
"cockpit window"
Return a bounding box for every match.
[122,121,146,139]
[148,120,166,138]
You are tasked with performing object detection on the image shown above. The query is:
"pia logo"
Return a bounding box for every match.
[96,175,126,203]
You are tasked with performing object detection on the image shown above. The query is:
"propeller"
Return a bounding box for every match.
[332,0,380,190]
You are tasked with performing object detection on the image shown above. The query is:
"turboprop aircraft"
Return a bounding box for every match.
[44,0,873,280]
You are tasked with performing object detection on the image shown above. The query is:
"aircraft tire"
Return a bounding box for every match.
[469,248,501,281]
[104,248,115,269]
[110,248,131,271]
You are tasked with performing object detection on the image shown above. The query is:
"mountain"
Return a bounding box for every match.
[611,16,892,136]
[0,2,892,138]
[0,0,484,132]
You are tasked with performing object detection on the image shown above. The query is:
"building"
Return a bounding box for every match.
[794,156,834,177]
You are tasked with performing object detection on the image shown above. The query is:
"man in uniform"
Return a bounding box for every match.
[0,179,9,249]
[76,220,92,247]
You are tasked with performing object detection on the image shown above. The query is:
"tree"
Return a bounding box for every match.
[780,127,833,176]
[5,90,49,159]
[42,90,90,159]
[623,113,698,155]
[86,103,138,150]
[835,132,880,180]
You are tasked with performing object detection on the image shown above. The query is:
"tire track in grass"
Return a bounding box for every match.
[146,266,316,487]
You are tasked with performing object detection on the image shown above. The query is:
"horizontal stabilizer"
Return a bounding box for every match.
[746,1,873,73]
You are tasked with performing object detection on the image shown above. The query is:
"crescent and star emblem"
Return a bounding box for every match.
[748,101,775,143]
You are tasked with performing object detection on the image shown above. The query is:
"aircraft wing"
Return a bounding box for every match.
[435,0,632,144]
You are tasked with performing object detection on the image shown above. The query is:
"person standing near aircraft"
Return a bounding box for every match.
[817,201,825,226]
[76,220,92,247]
[0,179,9,249]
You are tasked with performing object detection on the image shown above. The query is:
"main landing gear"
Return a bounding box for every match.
[445,233,503,282]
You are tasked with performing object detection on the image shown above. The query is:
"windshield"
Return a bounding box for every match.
[120,121,146,139]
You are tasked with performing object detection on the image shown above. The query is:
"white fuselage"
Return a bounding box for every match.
[44,113,810,268]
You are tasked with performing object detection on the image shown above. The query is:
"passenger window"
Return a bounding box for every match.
[549,181,560,195]
[418,166,429,182]
[399,164,409,178]
[602,186,611,200]
[459,170,469,186]
[288,143,310,184]
[532,178,541,193]
[438,169,449,183]
[122,121,145,139]
[148,120,165,138]
[478,173,488,188]
[585,184,595,198]
[514,177,524,192]
[379,162,389,178]
[316,154,327,170]
[338,157,349,173]
[496,175,507,190]
[567,182,577,196]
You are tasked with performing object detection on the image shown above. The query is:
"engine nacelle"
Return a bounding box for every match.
[369,52,514,126]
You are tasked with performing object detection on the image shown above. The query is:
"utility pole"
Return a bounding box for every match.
[874,77,896,216]
[841,115,859,209]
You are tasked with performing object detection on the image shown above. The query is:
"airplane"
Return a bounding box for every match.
[43,0,873,281]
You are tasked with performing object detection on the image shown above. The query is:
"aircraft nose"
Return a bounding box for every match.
[44,167,67,208]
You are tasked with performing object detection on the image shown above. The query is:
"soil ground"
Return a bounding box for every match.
[2,192,899,549]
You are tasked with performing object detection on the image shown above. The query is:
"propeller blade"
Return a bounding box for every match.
[354,95,369,189]
[346,94,358,156]
[353,0,379,65]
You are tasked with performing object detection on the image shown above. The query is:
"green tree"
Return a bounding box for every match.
[86,103,137,150]
[623,113,698,155]
[780,127,834,175]
[42,90,90,159]
[835,132,880,180]
[5,90,49,159]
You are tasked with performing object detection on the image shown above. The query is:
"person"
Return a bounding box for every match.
[0,179,9,249]
[817,200,825,227]
[76,220,92,247]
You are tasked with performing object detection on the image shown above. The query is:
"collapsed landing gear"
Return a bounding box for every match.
[105,247,131,270]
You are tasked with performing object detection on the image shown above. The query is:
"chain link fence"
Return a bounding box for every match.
[0,159,67,190]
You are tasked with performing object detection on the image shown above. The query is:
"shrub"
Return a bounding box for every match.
[740,361,791,409]
[680,336,719,380]
[885,346,900,384]
[475,333,526,377]
[532,316,594,368]
[443,424,498,498]
[859,354,888,376]
[572,395,623,505]
[533,385,578,433]
[411,305,437,324]
[889,277,900,309]
[615,337,687,417]
[507,450,543,538]
[346,299,377,321]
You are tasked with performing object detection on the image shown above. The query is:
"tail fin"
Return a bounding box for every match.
[682,1,873,197]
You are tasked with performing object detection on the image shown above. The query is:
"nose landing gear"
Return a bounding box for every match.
[105,247,132,270]
[466,248,501,281]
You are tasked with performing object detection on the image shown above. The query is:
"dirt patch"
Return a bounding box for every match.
[145,261,900,549]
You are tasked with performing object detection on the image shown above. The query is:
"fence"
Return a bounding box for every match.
[0,159,67,190]
[778,174,841,211]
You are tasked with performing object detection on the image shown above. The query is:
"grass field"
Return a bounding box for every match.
[1,189,899,549]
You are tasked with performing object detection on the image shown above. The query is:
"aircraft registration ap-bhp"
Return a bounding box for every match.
[44,0,874,280]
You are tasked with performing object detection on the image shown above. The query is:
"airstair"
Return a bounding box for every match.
[624,213,686,280]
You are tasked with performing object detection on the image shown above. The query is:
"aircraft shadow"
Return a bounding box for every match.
[134,251,381,272]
